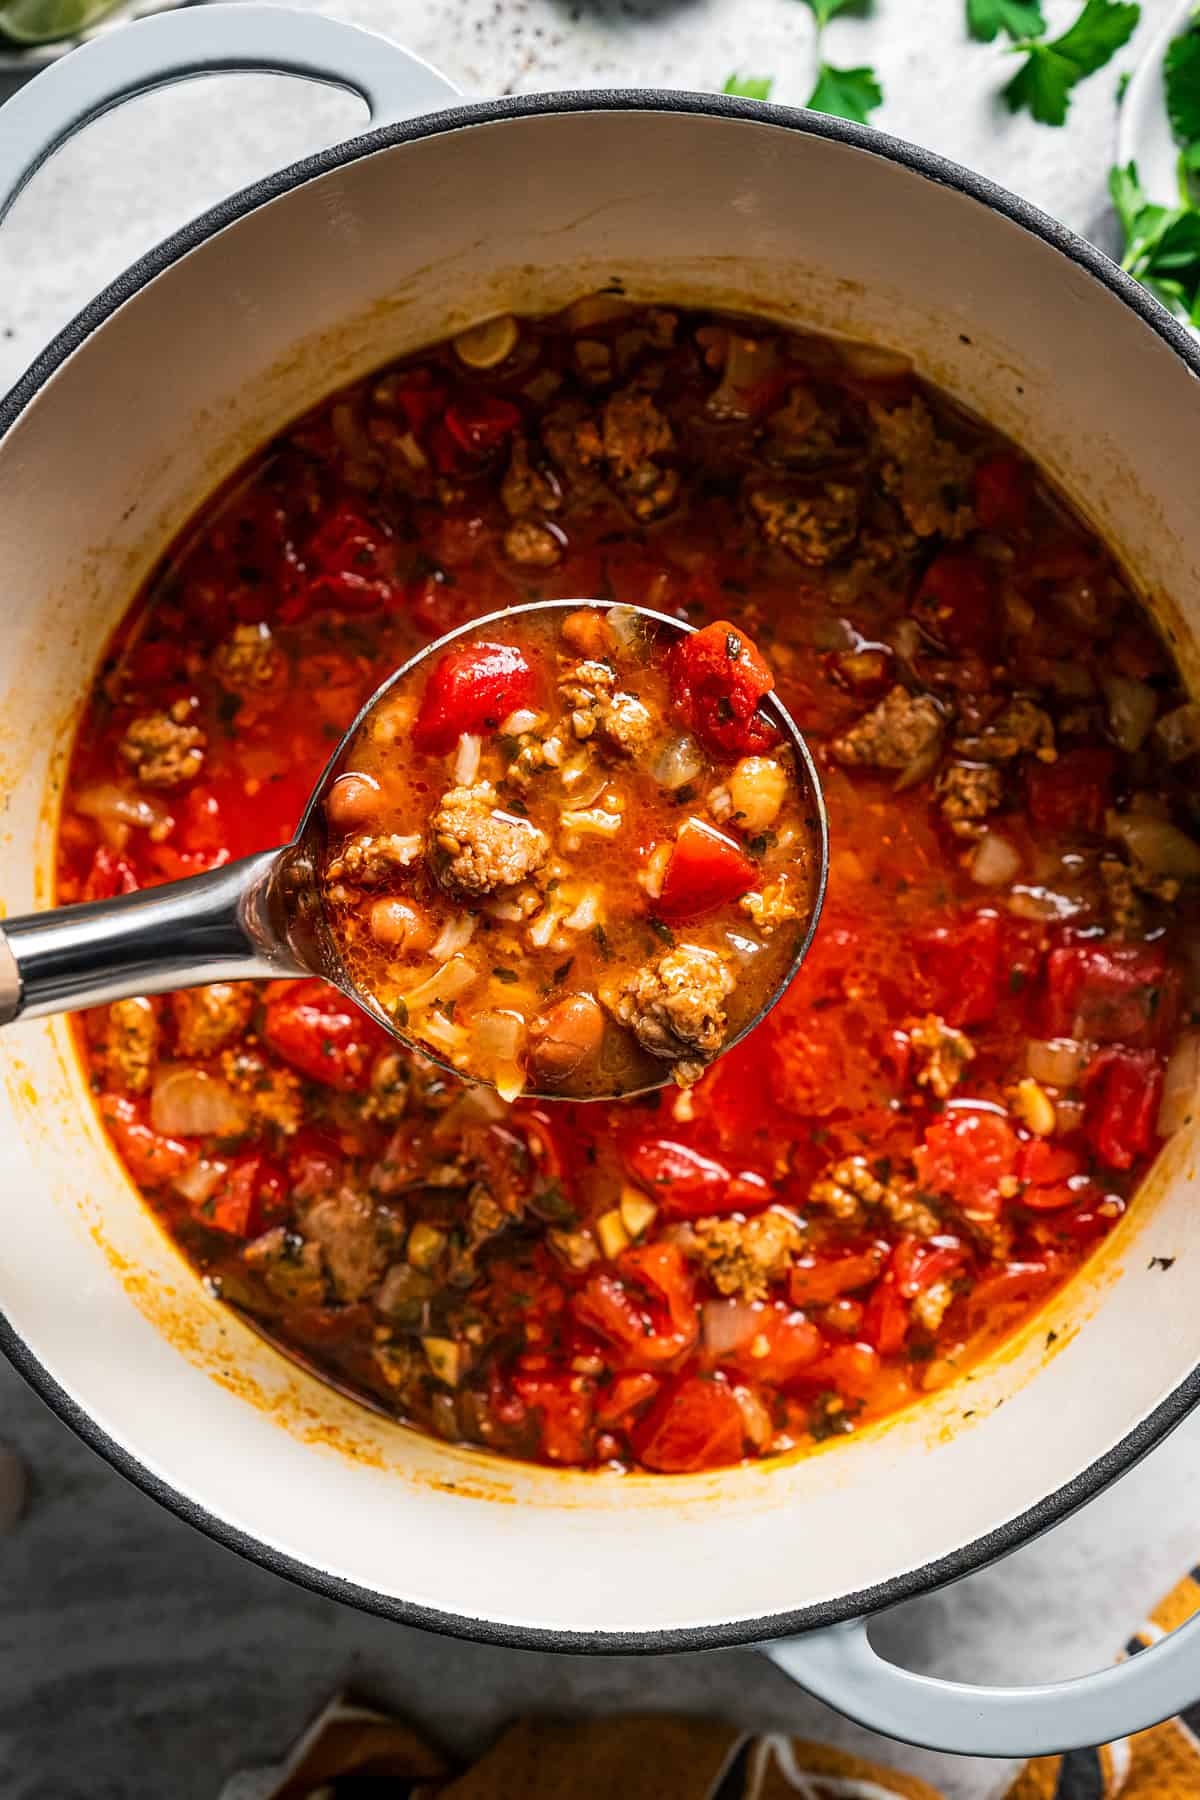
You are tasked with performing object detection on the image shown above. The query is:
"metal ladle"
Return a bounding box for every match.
[0,601,828,1100]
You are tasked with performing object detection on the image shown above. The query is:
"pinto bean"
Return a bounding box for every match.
[369,897,435,954]
[326,772,383,832]
[528,993,605,1084]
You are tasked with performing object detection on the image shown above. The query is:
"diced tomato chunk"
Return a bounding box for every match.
[912,911,1002,1027]
[595,1372,661,1429]
[861,1274,909,1354]
[623,1138,772,1221]
[412,641,539,753]
[442,393,521,460]
[657,817,758,922]
[575,1240,698,1372]
[83,846,139,901]
[296,503,396,617]
[799,1340,882,1403]
[720,1304,822,1385]
[630,1375,747,1472]
[511,1369,595,1466]
[1025,748,1114,834]
[788,1247,885,1308]
[973,453,1033,534]
[1042,942,1174,1049]
[914,550,997,658]
[202,1152,288,1237]
[913,1108,1019,1215]
[99,1094,194,1189]
[891,1234,968,1299]
[669,619,779,755]
[1016,1139,1084,1186]
[1084,1048,1163,1171]
[264,979,389,1091]
[966,1257,1060,1324]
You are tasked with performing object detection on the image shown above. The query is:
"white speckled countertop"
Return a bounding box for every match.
[2,4,1199,1795]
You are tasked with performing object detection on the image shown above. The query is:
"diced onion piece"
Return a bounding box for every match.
[562,293,632,332]
[434,1086,510,1136]
[402,955,479,1012]
[596,1208,631,1260]
[74,781,172,847]
[1107,810,1200,878]
[453,314,519,369]
[408,1222,447,1270]
[422,1337,462,1385]
[653,733,706,792]
[173,1156,230,1205]
[560,807,623,837]
[1025,1037,1087,1089]
[1158,1031,1200,1136]
[835,339,913,379]
[563,889,603,931]
[1155,702,1200,763]
[472,1008,527,1102]
[421,1012,468,1056]
[707,334,778,420]
[701,1298,761,1357]
[640,841,672,900]
[605,604,648,655]
[732,1383,773,1450]
[453,733,482,785]
[394,430,427,470]
[619,1188,658,1239]
[500,708,543,736]
[1007,885,1083,921]
[970,830,1021,888]
[1102,675,1157,752]
[431,914,477,962]
[151,1067,249,1139]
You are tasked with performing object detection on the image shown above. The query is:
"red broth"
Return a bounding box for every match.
[318,605,820,1099]
[56,300,1200,1473]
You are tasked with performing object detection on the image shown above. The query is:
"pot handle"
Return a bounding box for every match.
[0,1,461,224]
[760,1608,1200,1756]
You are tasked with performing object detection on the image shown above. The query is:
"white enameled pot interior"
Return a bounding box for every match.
[1,108,1199,1639]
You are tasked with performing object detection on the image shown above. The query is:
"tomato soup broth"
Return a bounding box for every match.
[56,300,1200,1472]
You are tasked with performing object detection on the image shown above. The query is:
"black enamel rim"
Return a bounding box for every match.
[5,88,1200,1657]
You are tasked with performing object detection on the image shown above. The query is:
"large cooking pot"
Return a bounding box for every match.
[3,7,1200,1756]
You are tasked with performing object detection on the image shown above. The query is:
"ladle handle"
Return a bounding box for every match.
[0,848,300,1023]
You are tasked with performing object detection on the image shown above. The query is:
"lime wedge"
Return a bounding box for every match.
[0,0,123,45]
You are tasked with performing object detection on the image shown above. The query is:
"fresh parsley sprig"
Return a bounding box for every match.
[723,72,774,100]
[1109,12,1200,324]
[967,0,1141,124]
[1003,0,1141,126]
[967,0,1046,42]
[723,1,883,125]
[798,0,883,124]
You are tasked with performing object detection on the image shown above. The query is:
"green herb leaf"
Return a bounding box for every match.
[491,966,519,984]
[1109,159,1200,321]
[1166,20,1200,147]
[798,0,866,23]
[1004,0,1140,126]
[723,72,774,100]
[967,0,1045,43]
[806,61,884,124]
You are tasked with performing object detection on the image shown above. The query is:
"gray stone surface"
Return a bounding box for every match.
[0,1,1195,1794]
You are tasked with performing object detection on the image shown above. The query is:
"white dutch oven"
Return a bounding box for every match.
[2,7,1200,1756]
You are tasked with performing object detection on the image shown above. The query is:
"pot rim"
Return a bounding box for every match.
[4,86,1200,1655]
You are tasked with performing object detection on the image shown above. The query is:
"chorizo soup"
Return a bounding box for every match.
[319,604,821,1099]
[57,300,1200,1473]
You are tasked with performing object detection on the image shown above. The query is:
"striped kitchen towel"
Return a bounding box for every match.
[220,1570,1200,1799]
